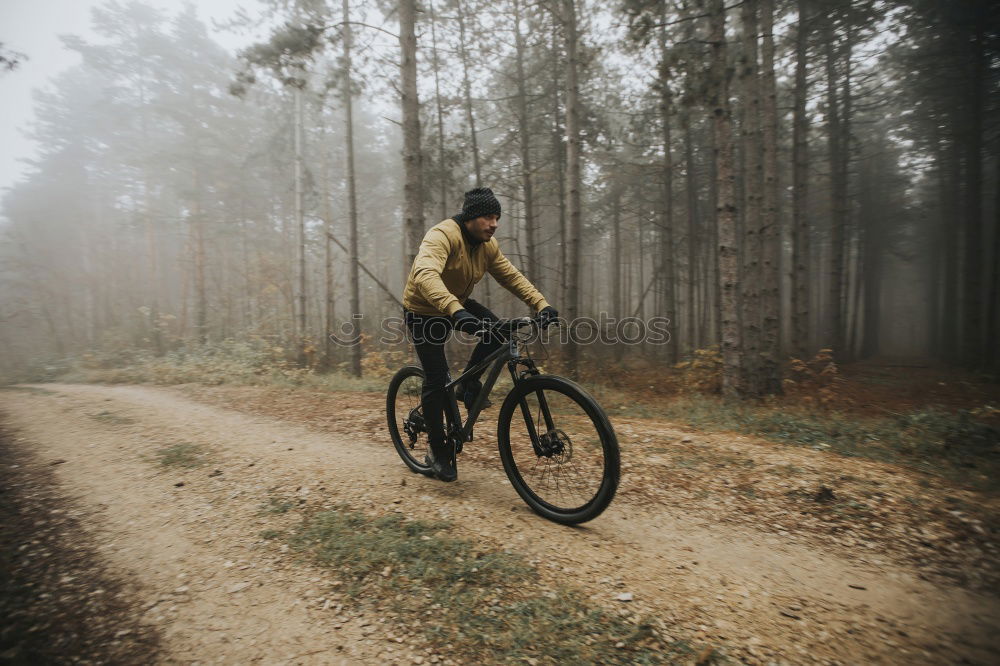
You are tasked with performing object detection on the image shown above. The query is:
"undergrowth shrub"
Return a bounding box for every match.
[895,408,1000,459]
[361,348,411,379]
[784,348,842,405]
[658,394,1000,489]
[1,357,76,384]
[669,346,844,404]
[26,338,387,392]
[673,346,722,394]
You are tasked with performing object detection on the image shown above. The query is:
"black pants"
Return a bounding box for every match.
[404,299,503,446]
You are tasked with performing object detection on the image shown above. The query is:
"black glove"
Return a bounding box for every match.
[538,305,559,328]
[452,309,484,336]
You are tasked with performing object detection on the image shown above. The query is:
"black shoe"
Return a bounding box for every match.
[456,379,492,411]
[424,438,457,482]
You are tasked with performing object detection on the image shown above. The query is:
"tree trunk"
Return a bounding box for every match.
[792,0,811,360]
[624,236,632,317]
[927,129,945,358]
[400,0,424,268]
[321,138,335,369]
[513,0,538,285]
[657,0,677,363]
[294,81,307,365]
[563,0,583,377]
[683,106,699,354]
[839,12,855,361]
[705,119,718,348]
[343,0,362,377]
[988,153,1000,372]
[193,165,207,345]
[962,24,985,366]
[551,21,567,315]
[613,184,623,360]
[942,136,961,362]
[638,222,646,320]
[137,71,163,356]
[859,151,882,358]
[681,11,699,355]
[429,0,449,221]
[739,0,761,395]
[238,191,253,333]
[758,0,781,393]
[709,0,740,398]
[456,0,482,187]
[142,175,163,355]
[823,10,846,359]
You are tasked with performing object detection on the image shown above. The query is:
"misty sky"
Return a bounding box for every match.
[0,0,262,196]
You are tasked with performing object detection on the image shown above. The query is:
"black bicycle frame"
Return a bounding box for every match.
[441,323,556,446]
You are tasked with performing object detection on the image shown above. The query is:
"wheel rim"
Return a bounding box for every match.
[505,387,609,514]
[391,371,430,468]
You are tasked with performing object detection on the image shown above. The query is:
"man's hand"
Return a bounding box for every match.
[452,309,484,336]
[538,305,559,328]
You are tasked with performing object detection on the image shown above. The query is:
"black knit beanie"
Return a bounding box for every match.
[453,187,501,224]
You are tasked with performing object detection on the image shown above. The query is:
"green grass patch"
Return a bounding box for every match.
[712,454,756,469]
[672,455,704,470]
[260,495,297,515]
[656,396,1000,491]
[151,443,207,469]
[610,403,658,419]
[88,410,135,426]
[286,506,702,664]
[0,386,57,396]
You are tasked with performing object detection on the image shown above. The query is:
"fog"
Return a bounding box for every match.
[1,0,997,395]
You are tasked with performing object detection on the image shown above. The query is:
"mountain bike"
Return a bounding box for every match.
[386,316,620,525]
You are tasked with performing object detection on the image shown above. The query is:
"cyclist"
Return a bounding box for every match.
[402,187,558,482]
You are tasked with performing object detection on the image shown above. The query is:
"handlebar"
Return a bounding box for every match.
[486,314,558,338]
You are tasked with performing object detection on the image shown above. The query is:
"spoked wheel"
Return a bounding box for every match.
[387,366,433,475]
[497,375,620,524]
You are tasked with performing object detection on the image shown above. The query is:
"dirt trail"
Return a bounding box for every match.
[2,383,998,665]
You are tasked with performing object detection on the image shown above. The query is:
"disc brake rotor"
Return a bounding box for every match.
[539,428,572,461]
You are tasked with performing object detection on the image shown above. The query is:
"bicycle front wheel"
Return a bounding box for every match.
[497,375,620,524]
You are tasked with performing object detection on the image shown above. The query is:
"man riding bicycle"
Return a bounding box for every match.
[402,187,558,482]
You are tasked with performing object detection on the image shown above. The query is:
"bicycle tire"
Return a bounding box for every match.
[386,365,434,475]
[497,375,620,524]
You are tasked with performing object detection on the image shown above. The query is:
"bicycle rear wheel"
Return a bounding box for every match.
[386,366,433,475]
[497,375,620,524]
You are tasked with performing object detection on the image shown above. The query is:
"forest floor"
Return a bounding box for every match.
[0,365,998,665]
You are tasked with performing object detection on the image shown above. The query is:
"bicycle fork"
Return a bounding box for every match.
[509,361,558,458]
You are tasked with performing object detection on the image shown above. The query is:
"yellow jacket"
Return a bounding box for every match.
[402,219,550,317]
